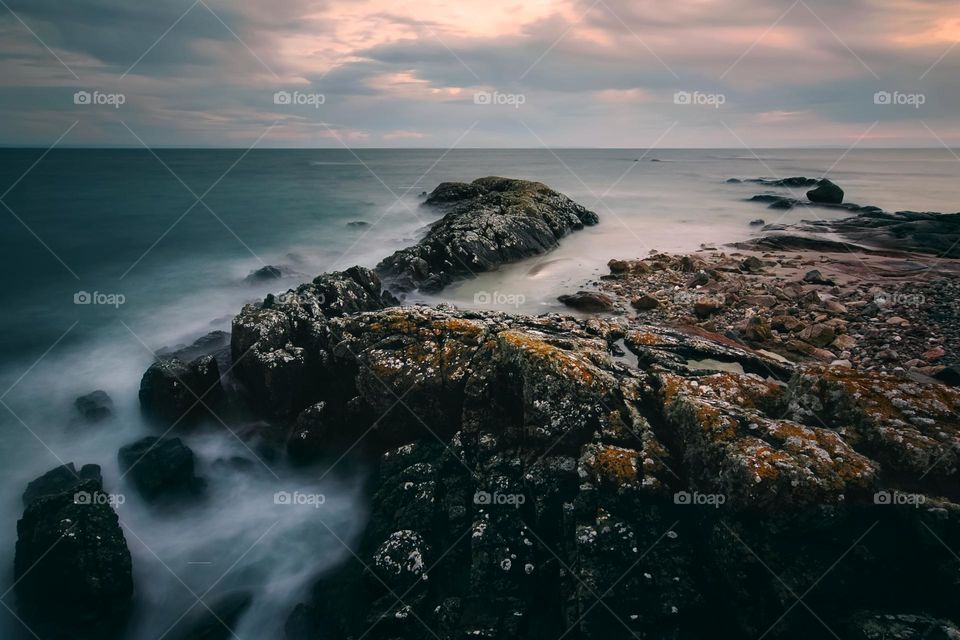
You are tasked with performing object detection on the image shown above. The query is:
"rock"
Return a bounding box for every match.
[787,339,836,361]
[823,299,847,314]
[692,297,725,318]
[749,218,765,226]
[376,177,598,292]
[118,436,205,501]
[226,303,960,640]
[743,294,777,308]
[746,176,821,187]
[244,265,284,283]
[887,316,909,326]
[169,590,253,640]
[139,353,222,427]
[15,466,133,638]
[286,402,331,465]
[803,269,835,285]
[798,323,836,347]
[807,179,844,204]
[831,334,858,351]
[22,462,102,506]
[687,270,710,287]
[771,315,803,333]
[830,359,852,368]
[231,266,397,419]
[923,346,946,361]
[744,316,773,342]
[843,612,960,639]
[347,220,370,228]
[739,256,765,272]
[557,291,614,313]
[630,294,660,311]
[74,390,113,423]
[608,258,651,275]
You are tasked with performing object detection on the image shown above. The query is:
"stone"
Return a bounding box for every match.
[630,294,660,311]
[806,179,844,204]
[118,436,205,501]
[798,323,836,347]
[803,269,835,285]
[831,334,858,351]
[557,291,614,313]
[74,390,113,423]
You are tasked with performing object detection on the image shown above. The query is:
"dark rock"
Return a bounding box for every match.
[557,290,614,312]
[631,294,660,311]
[842,612,960,639]
[749,219,765,226]
[169,590,252,640]
[376,177,598,293]
[347,220,370,228]
[746,176,821,187]
[739,256,765,272]
[118,436,205,500]
[139,353,222,427]
[807,179,844,204]
[286,402,331,465]
[22,462,102,507]
[74,390,113,423]
[15,468,132,639]
[803,269,835,285]
[231,266,397,419]
[245,265,284,283]
[158,330,231,368]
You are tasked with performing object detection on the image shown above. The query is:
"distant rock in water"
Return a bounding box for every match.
[346,220,370,228]
[74,389,113,422]
[15,464,132,639]
[118,436,205,501]
[744,176,821,187]
[375,177,598,293]
[807,178,844,204]
[245,265,284,282]
[749,218,765,226]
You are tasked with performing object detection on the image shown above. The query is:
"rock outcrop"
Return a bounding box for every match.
[118,436,205,501]
[375,177,598,293]
[228,298,960,640]
[15,464,133,639]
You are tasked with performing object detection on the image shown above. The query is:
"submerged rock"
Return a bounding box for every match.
[376,177,598,293]
[74,390,113,423]
[15,465,133,639]
[118,436,205,501]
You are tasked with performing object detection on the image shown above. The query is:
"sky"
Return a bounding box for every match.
[0,0,958,147]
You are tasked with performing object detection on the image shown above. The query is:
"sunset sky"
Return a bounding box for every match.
[0,0,958,147]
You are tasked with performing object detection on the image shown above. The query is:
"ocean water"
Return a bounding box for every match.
[0,148,957,638]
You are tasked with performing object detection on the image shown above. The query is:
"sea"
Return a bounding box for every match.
[0,148,957,638]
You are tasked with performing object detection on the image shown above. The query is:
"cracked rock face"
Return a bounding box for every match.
[375,177,599,293]
[230,300,960,640]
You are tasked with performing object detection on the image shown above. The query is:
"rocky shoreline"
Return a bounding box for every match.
[12,177,960,640]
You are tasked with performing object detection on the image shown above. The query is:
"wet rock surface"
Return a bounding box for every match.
[230,295,959,639]
[15,464,133,639]
[375,177,598,293]
[118,436,205,501]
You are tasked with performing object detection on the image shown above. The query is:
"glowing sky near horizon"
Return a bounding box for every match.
[0,0,958,147]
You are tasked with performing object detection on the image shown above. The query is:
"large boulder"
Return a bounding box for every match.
[118,436,205,501]
[15,465,133,639]
[806,178,844,204]
[376,177,598,293]
[139,354,221,426]
[230,266,397,419]
[22,462,102,506]
[258,305,960,640]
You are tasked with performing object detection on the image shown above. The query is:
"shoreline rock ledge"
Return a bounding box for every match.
[375,176,598,293]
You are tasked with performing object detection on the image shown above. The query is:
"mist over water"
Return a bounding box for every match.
[1,147,957,638]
